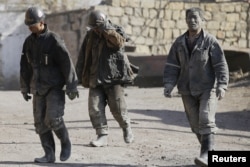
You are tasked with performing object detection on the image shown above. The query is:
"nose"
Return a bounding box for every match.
[190,18,195,22]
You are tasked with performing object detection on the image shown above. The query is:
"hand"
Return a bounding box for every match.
[67,91,79,100]
[22,92,31,101]
[96,19,114,31]
[216,87,226,100]
[164,83,174,98]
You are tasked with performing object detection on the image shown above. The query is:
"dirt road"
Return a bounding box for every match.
[0,80,249,167]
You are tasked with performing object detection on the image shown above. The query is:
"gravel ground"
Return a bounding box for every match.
[0,79,249,167]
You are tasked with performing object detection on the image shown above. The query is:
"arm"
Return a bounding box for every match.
[210,41,229,90]
[102,29,125,49]
[20,41,32,94]
[75,34,88,85]
[210,40,229,100]
[53,34,78,93]
[163,41,180,86]
[97,20,126,49]
[163,41,181,97]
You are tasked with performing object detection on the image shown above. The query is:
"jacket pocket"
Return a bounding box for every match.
[40,53,51,66]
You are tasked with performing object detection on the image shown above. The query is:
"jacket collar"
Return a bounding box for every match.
[31,24,48,38]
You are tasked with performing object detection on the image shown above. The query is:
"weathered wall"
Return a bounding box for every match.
[45,0,250,61]
[98,0,250,54]
[0,0,101,89]
[0,0,250,89]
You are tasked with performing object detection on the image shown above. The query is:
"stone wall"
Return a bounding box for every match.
[96,0,250,55]
[0,0,101,89]
[0,0,250,89]
[0,0,101,13]
[43,0,250,62]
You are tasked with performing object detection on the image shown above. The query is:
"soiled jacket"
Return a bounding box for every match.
[76,21,134,88]
[163,30,229,95]
[20,25,78,95]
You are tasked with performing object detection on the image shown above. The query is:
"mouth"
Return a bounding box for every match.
[190,24,197,28]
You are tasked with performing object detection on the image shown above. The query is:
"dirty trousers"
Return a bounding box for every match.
[88,85,131,135]
[33,89,65,134]
[181,90,218,135]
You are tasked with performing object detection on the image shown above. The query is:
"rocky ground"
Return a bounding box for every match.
[0,79,249,167]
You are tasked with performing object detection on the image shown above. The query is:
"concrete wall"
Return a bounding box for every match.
[0,12,29,89]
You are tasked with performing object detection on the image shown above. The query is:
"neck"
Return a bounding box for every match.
[189,29,201,37]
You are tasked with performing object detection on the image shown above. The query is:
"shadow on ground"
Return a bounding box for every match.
[0,161,197,167]
[129,109,250,133]
[0,161,137,167]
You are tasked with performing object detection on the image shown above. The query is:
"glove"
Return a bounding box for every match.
[22,92,31,101]
[67,91,79,100]
[216,87,226,100]
[164,83,174,98]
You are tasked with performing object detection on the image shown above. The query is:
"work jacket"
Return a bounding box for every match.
[163,30,229,95]
[76,22,134,88]
[20,25,78,95]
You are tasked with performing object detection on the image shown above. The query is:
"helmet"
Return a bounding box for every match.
[88,10,106,28]
[24,7,45,26]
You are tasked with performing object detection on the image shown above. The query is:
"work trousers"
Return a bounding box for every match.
[88,85,130,135]
[33,88,65,134]
[181,89,218,135]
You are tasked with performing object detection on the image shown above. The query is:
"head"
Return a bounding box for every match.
[87,10,106,29]
[185,7,205,33]
[24,7,45,34]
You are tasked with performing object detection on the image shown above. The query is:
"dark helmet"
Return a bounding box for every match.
[88,10,106,28]
[24,7,45,26]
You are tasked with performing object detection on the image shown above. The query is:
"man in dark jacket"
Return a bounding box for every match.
[76,10,135,147]
[163,8,229,167]
[20,7,79,163]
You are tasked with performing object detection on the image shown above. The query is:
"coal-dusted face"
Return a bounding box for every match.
[28,22,44,34]
[186,11,203,32]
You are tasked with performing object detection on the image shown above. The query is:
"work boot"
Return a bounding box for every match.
[90,134,108,147]
[196,133,201,144]
[194,134,214,167]
[123,127,134,143]
[54,123,71,161]
[34,131,55,163]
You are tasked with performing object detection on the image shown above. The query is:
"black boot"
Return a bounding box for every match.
[54,123,71,161]
[34,131,55,163]
[196,133,201,144]
[194,134,214,167]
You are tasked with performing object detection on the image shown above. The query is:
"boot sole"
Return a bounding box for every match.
[60,142,71,161]
[34,158,55,163]
[124,137,134,144]
[89,142,108,147]
[194,157,208,167]
[60,155,70,161]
